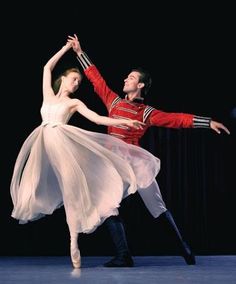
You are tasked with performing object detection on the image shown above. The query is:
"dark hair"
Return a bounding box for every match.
[131,67,152,97]
[53,68,82,93]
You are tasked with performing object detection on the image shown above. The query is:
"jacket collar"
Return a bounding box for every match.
[125,95,144,103]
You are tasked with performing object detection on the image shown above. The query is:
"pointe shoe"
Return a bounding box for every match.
[70,246,81,269]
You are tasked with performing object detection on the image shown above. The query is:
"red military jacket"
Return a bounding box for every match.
[84,65,195,146]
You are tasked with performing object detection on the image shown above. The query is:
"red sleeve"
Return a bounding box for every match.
[85,66,119,111]
[148,109,194,128]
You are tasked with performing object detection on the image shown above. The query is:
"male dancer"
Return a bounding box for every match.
[69,34,230,267]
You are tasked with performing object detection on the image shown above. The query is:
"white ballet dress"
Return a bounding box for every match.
[10,101,160,234]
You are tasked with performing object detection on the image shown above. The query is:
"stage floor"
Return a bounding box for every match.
[0,255,235,283]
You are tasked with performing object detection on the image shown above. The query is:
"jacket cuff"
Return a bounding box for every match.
[76,52,93,70]
[193,115,211,128]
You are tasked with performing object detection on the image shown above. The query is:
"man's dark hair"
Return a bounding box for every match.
[131,67,152,97]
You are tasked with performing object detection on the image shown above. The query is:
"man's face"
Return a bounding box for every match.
[123,71,141,93]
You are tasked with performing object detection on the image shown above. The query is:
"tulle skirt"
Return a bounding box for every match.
[10,124,160,234]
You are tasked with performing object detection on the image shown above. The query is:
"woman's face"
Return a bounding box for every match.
[63,72,82,93]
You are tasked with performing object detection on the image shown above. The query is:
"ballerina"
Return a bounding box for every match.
[10,40,160,268]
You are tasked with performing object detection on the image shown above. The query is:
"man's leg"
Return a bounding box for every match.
[138,180,196,265]
[103,215,133,267]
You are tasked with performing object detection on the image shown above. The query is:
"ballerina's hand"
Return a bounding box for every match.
[125,120,146,130]
[67,34,82,53]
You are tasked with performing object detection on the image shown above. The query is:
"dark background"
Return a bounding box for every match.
[1,3,235,257]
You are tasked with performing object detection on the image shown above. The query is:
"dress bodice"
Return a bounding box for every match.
[40,102,72,126]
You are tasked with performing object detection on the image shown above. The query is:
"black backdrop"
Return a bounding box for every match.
[1,3,235,257]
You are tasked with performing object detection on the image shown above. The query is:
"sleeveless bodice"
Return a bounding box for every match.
[40,102,72,126]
